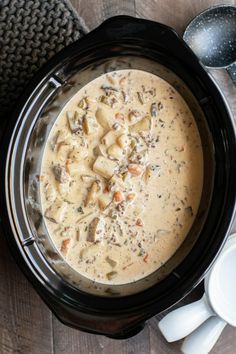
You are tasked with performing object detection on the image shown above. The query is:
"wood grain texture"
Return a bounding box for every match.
[0,1,235,353]
[135,0,236,35]
[0,226,53,354]
[73,0,136,30]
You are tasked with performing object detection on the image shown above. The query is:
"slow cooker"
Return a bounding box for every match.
[1,16,235,338]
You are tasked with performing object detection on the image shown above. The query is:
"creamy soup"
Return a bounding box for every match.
[40,69,203,285]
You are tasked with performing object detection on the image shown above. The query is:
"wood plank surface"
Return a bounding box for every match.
[0,1,235,353]
[0,225,53,354]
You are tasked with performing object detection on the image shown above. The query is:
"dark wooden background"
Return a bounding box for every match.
[1,0,236,353]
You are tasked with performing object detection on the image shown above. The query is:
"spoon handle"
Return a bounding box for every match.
[227,62,236,86]
[158,294,214,342]
[181,316,227,354]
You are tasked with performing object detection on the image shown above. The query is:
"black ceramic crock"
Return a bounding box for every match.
[0,16,235,338]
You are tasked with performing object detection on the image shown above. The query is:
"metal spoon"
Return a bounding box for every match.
[183,5,236,85]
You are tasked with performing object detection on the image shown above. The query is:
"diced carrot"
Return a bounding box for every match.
[128,164,144,176]
[136,218,143,227]
[143,254,149,263]
[66,158,72,164]
[127,193,136,201]
[115,113,124,121]
[60,238,71,255]
[103,185,110,193]
[65,159,72,173]
[113,191,124,203]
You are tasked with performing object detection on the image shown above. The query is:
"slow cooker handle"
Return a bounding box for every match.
[87,16,199,64]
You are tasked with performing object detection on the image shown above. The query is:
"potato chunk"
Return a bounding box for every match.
[96,107,112,129]
[68,161,86,176]
[45,199,67,224]
[68,148,88,163]
[93,144,107,157]
[93,156,117,179]
[107,144,123,160]
[101,130,117,146]
[87,217,105,242]
[117,134,128,148]
[102,128,126,146]
[83,114,99,135]
[129,116,151,133]
[98,194,112,210]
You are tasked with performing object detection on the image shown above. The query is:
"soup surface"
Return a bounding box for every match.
[40,69,203,285]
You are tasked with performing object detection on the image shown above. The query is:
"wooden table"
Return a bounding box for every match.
[1,1,235,353]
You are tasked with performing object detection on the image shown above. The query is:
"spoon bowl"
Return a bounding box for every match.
[184,5,236,84]
[207,242,236,326]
